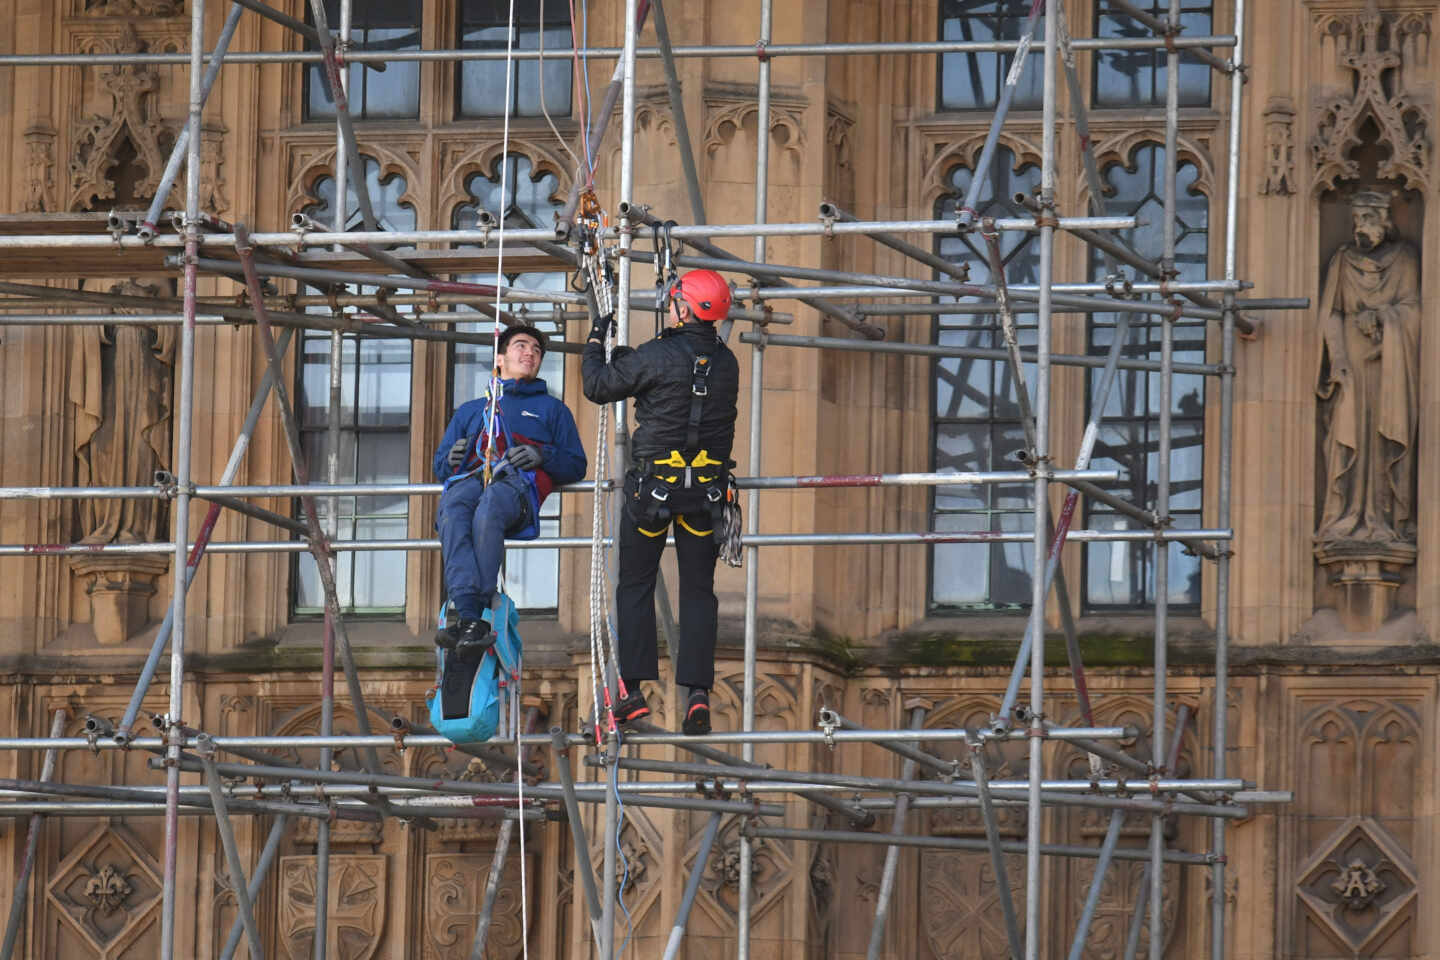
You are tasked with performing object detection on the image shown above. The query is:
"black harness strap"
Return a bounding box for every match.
[685,337,717,452]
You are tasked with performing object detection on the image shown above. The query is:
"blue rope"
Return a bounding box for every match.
[611,730,635,956]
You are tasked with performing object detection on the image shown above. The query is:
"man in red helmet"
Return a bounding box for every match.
[582,268,740,735]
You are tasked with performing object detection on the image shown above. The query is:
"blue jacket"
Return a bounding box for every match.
[433,377,587,502]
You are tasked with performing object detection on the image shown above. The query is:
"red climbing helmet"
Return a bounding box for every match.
[670,269,732,322]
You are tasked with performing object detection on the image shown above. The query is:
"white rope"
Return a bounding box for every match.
[490,3,529,957]
[588,331,614,743]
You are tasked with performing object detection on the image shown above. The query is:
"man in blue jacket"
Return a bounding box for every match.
[433,325,586,658]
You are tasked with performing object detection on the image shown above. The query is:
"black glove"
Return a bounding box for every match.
[504,444,544,471]
[588,312,616,344]
[446,437,470,469]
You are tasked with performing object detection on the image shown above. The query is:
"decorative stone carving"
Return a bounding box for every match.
[424,853,527,960]
[46,824,162,958]
[825,105,856,208]
[84,865,133,915]
[1259,97,1296,196]
[23,124,57,212]
[1296,819,1416,954]
[69,23,177,210]
[279,855,387,960]
[1314,190,1420,629]
[1287,697,1422,956]
[67,278,174,644]
[1310,2,1432,195]
[82,0,182,14]
[920,852,1026,960]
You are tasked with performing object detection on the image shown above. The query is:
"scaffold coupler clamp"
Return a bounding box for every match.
[819,205,836,239]
[83,714,113,752]
[817,708,839,751]
[107,210,129,246]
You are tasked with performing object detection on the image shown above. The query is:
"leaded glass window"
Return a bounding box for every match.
[449,156,567,612]
[1084,144,1207,609]
[293,158,417,617]
[939,0,1045,111]
[1093,0,1213,108]
[305,0,422,121]
[930,148,1043,610]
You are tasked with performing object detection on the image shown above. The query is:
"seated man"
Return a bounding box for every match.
[432,325,586,658]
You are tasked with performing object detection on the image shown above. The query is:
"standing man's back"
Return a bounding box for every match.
[582,269,739,735]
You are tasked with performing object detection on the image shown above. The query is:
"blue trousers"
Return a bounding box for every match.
[436,471,532,620]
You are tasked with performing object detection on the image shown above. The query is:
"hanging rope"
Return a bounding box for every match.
[487,4,530,957]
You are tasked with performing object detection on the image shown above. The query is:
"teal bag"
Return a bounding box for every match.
[427,593,522,745]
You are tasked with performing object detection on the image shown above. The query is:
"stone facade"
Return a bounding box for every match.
[0,1,1438,958]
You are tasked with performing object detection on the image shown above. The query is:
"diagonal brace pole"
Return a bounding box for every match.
[235,224,403,822]
[198,738,266,960]
[660,812,723,960]
[219,813,292,960]
[864,706,929,960]
[469,817,516,960]
[971,743,1024,960]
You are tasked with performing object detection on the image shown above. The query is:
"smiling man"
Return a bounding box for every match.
[432,325,586,658]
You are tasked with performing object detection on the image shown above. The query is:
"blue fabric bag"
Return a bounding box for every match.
[427,593,523,744]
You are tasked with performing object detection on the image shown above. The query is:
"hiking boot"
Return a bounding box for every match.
[682,689,711,736]
[612,688,651,726]
[454,618,494,662]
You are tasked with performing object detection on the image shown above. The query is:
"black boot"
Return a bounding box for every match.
[682,688,711,736]
[454,618,494,662]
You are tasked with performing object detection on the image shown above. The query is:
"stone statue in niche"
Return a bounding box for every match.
[68,279,174,645]
[1314,190,1421,625]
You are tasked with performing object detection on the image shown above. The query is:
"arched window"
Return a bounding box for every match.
[938,1,1045,111]
[1093,0,1213,108]
[448,155,568,612]
[930,147,1042,611]
[294,158,417,617]
[1084,143,1208,609]
[304,0,422,121]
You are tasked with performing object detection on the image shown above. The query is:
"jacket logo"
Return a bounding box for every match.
[521,410,541,418]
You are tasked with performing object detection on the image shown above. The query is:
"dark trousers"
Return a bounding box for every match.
[615,489,720,691]
[436,471,532,620]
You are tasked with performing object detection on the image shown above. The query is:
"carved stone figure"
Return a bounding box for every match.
[67,280,174,645]
[69,280,174,545]
[1315,191,1421,551]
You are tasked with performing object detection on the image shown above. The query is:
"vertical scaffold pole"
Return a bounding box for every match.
[1214,0,1245,956]
[604,2,642,955]
[315,0,352,953]
[159,1,206,956]
[738,1,773,956]
[1023,3,1058,960]
[1151,1,1183,958]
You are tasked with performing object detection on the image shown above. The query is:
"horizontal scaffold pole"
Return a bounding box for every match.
[0,35,1238,68]
[0,527,1234,557]
[0,725,1137,752]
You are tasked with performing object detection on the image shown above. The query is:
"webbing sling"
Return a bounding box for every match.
[686,336,718,452]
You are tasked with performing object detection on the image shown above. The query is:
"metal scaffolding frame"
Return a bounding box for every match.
[0,1,1286,959]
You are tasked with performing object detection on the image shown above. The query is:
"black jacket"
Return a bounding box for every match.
[582,323,741,464]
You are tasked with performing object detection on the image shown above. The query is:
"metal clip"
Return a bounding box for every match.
[83,714,114,753]
[818,709,839,751]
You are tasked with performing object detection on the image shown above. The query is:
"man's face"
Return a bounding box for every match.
[1352,205,1392,252]
[498,333,543,381]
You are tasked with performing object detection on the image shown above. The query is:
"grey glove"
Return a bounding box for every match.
[446,437,470,469]
[504,443,544,471]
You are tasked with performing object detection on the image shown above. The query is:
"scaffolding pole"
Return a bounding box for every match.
[0,5,1282,959]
